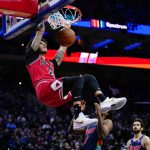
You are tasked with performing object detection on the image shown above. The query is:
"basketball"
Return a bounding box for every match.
[56,28,76,47]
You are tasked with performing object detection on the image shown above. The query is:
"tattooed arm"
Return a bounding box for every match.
[54,46,67,66]
[31,22,45,51]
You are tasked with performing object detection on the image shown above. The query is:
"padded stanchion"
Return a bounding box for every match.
[0,0,38,18]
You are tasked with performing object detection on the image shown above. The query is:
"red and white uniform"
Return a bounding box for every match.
[26,48,72,107]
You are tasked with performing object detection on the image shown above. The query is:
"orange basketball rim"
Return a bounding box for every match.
[47,5,82,29]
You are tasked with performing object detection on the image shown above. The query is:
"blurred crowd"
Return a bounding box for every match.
[0,83,83,150]
[0,63,150,150]
[0,81,149,150]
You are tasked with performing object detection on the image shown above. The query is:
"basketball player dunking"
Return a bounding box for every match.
[126,118,150,150]
[26,21,127,130]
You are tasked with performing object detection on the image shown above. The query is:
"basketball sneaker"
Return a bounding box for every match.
[100,97,127,112]
[73,112,98,130]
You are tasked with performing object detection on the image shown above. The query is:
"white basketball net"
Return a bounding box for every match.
[47,5,82,29]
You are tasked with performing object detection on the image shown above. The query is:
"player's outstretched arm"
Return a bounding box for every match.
[31,22,45,51]
[54,46,67,66]
[95,103,113,139]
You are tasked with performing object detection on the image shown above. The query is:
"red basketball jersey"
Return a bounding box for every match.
[26,55,72,107]
[27,55,56,87]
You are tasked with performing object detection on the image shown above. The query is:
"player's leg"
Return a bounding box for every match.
[63,76,83,119]
[82,74,127,112]
[63,76,98,129]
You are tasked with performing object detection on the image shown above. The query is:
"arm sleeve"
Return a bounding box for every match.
[52,59,59,75]
[26,43,39,65]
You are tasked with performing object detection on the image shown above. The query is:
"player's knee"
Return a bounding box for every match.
[83,74,96,81]
[76,76,84,83]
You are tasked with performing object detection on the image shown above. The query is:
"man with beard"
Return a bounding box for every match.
[126,118,150,150]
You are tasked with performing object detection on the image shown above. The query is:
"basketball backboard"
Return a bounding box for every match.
[0,0,75,40]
